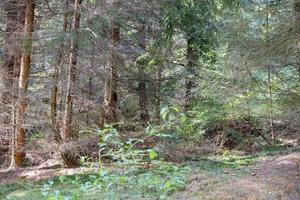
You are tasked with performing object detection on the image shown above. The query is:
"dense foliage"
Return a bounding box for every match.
[0,0,299,199]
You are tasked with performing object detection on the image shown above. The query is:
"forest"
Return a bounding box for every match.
[0,0,300,199]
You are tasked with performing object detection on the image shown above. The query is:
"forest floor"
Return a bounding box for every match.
[171,151,300,200]
[1,147,300,199]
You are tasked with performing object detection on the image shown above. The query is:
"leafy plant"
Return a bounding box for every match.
[95,124,155,166]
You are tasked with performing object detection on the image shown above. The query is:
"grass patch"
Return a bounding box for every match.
[193,146,300,177]
[194,155,255,177]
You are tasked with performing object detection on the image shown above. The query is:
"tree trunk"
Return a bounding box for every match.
[62,0,81,141]
[15,0,35,167]
[155,65,162,123]
[0,0,26,168]
[185,37,197,111]
[86,45,95,126]
[266,2,274,145]
[102,0,120,124]
[137,25,149,123]
[267,64,274,144]
[51,0,69,141]
[103,25,119,124]
[295,0,300,80]
[1,0,25,105]
[86,76,93,125]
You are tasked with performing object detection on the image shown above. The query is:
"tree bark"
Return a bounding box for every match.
[86,76,93,125]
[102,0,120,124]
[62,0,81,141]
[185,36,197,111]
[266,1,274,145]
[1,0,25,104]
[51,0,69,141]
[295,0,300,80]
[15,0,35,167]
[0,0,26,168]
[155,64,162,123]
[137,25,149,123]
[86,44,95,126]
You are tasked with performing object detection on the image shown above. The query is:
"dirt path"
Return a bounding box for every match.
[171,152,300,200]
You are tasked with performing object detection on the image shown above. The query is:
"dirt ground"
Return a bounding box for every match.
[171,152,300,200]
[0,157,102,185]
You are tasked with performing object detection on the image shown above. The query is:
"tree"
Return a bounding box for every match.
[50,0,70,141]
[62,0,82,140]
[295,0,300,79]
[102,0,120,124]
[137,24,150,123]
[164,0,215,111]
[0,0,26,168]
[155,60,163,123]
[15,0,35,167]
[1,0,25,106]
[266,1,274,144]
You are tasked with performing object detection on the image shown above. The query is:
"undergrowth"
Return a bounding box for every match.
[1,146,299,200]
[1,162,189,200]
[1,109,299,200]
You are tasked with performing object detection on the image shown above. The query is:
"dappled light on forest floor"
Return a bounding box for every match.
[171,152,300,200]
[1,148,300,199]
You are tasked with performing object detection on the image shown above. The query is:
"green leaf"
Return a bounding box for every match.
[164,180,171,189]
[147,59,157,67]
[160,107,169,121]
[48,180,54,186]
[148,149,158,160]
[169,106,180,113]
[103,133,114,142]
[88,0,97,4]
[145,126,151,134]
[160,106,168,115]
[58,176,66,183]
[180,113,187,122]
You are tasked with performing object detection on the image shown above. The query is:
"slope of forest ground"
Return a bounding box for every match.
[172,149,300,200]
[1,146,300,200]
